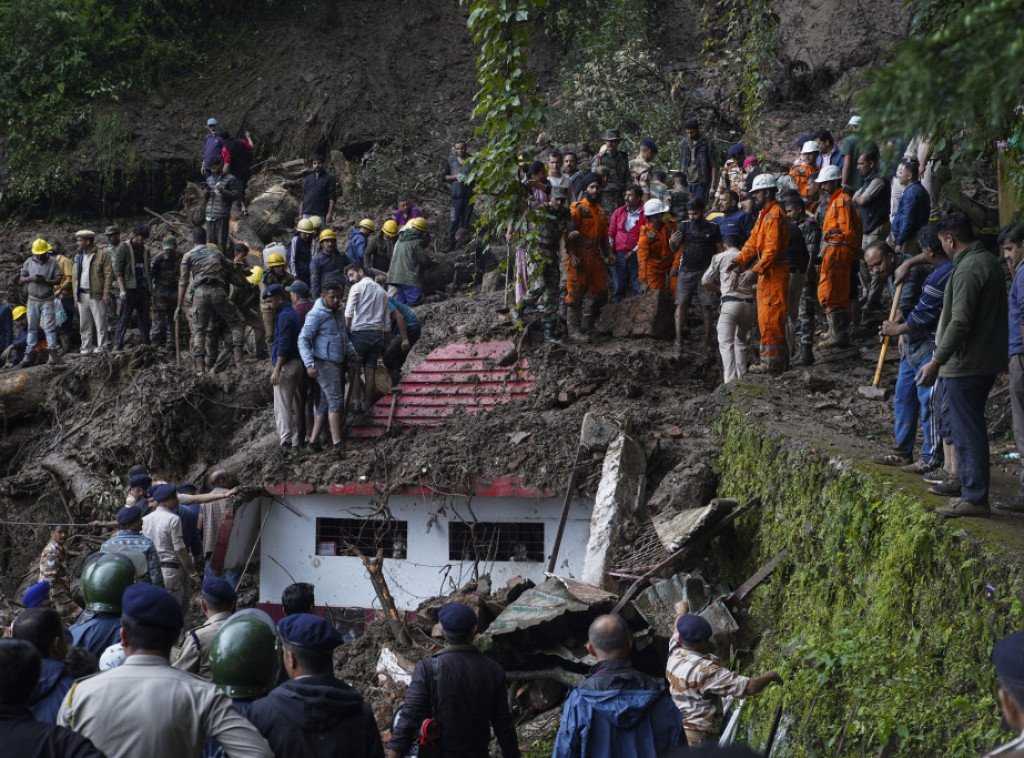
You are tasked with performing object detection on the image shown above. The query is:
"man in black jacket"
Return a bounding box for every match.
[247,614,383,758]
[0,639,107,758]
[388,603,520,758]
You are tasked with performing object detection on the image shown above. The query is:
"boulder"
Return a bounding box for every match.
[595,291,674,338]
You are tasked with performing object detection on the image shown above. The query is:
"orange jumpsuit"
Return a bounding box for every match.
[566,198,610,304]
[817,188,863,312]
[789,163,814,198]
[734,200,790,365]
[637,217,679,292]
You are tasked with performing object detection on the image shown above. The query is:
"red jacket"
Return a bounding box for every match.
[607,204,647,253]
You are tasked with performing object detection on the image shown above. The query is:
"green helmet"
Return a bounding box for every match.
[210,609,281,698]
[81,553,136,613]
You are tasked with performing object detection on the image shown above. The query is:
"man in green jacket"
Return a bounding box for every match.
[387,218,433,305]
[915,212,1008,517]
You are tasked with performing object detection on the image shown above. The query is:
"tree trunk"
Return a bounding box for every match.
[0,364,53,422]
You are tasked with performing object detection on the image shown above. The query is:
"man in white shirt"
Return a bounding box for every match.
[702,234,756,383]
[345,263,390,416]
[546,150,572,201]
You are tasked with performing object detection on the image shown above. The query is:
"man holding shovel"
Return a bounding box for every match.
[867,226,951,474]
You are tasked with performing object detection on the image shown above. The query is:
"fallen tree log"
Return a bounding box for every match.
[0,364,54,422]
[39,454,107,509]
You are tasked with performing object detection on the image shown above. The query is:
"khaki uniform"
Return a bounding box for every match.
[171,610,232,679]
[57,654,272,758]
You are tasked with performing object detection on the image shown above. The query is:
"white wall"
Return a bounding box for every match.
[258,492,593,610]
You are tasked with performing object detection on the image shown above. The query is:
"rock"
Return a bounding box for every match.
[595,291,674,338]
[579,412,620,451]
[663,426,685,439]
[646,454,718,517]
[480,271,504,292]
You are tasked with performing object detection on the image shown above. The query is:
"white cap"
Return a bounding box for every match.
[801,140,821,154]
[848,115,861,127]
[750,173,777,192]
[99,642,126,671]
[643,198,669,216]
[816,165,842,183]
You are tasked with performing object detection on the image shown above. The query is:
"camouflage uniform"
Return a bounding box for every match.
[149,248,180,348]
[666,642,750,747]
[523,205,575,326]
[592,149,630,217]
[39,538,77,618]
[178,244,244,369]
[797,215,823,348]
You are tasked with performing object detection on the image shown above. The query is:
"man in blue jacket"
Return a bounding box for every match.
[10,608,74,723]
[553,614,681,758]
[298,280,357,451]
[888,158,931,256]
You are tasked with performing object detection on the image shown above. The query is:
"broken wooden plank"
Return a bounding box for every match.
[725,548,790,606]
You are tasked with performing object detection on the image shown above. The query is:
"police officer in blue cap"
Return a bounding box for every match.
[171,576,237,679]
[57,584,272,758]
[388,602,520,758]
[986,631,1024,757]
[141,483,195,611]
[247,613,383,757]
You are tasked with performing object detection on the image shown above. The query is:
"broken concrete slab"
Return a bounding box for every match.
[700,597,740,636]
[595,291,674,338]
[651,497,733,553]
[581,433,647,588]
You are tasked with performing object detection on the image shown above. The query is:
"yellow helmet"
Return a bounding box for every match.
[267,251,286,266]
[409,217,430,233]
[246,265,264,285]
[382,220,399,237]
[31,238,53,255]
[358,218,375,232]
[11,306,26,321]
[319,229,336,242]
[308,215,323,230]
[296,218,316,234]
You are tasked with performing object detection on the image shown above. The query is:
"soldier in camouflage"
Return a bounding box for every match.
[519,189,577,343]
[176,227,245,373]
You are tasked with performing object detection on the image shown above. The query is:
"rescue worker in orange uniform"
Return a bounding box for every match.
[636,198,680,295]
[566,173,614,342]
[815,164,863,348]
[789,140,820,199]
[726,173,791,373]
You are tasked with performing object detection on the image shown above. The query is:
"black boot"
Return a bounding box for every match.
[543,324,557,344]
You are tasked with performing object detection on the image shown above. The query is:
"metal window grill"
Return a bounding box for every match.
[448,521,545,563]
[315,518,409,559]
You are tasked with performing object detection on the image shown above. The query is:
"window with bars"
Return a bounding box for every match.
[448,522,545,563]
[315,518,408,559]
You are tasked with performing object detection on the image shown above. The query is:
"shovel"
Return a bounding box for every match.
[858,282,904,400]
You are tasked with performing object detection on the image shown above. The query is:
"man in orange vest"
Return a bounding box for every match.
[789,140,820,199]
[726,174,791,373]
[815,164,863,348]
[567,173,615,342]
[636,198,680,295]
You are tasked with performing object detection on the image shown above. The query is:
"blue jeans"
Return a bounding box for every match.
[448,196,473,248]
[942,373,996,504]
[205,558,240,589]
[686,184,708,202]
[26,298,58,354]
[894,352,941,465]
[613,252,639,302]
[394,284,422,306]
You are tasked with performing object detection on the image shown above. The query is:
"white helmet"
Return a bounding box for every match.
[643,198,669,216]
[801,140,821,154]
[816,165,842,183]
[750,173,777,192]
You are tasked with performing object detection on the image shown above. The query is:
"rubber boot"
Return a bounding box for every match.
[818,311,849,348]
[543,323,557,344]
[797,344,815,366]
[566,306,583,342]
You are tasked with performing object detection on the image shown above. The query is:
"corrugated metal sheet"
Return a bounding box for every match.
[484,577,617,637]
[350,340,533,440]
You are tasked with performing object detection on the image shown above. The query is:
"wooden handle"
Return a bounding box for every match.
[872,282,905,386]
